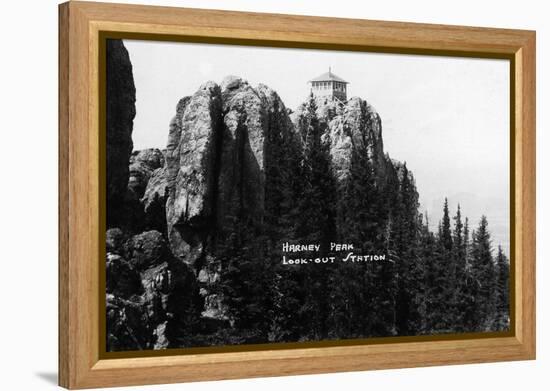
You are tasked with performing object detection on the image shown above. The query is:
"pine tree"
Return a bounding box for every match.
[294,94,336,247]
[494,246,510,331]
[426,198,456,332]
[451,204,469,332]
[418,213,436,333]
[332,146,395,338]
[217,217,272,343]
[263,94,306,342]
[451,205,465,331]
[288,94,337,339]
[441,198,453,252]
[390,164,423,335]
[453,205,464,260]
[470,216,497,331]
[331,149,371,337]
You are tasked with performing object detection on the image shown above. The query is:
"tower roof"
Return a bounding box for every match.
[309,69,348,84]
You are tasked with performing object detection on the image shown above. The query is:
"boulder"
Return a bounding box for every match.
[153,322,169,350]
[126,230,169,271]
[106,253,142,298]
[142,167,169,211]
[131,148,165,169]
[139,257,203,348]
[106,228,125,255]
[128,148,165,198]
[106,294,150,351]
[106,228,203,351]
[196,256,227,322]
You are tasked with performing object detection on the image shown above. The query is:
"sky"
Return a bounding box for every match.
[123,39,510,255]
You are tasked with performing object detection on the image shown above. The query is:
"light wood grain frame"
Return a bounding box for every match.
[59,1,536,389]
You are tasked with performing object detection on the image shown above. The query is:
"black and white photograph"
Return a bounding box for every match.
[105,38,511,352]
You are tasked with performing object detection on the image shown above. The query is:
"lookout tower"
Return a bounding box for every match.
[309,67,348,102]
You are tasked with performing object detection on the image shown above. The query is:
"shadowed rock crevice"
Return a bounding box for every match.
[106,39,136,229]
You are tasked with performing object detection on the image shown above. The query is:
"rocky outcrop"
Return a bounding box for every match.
[106,229,202,351]
[106,228,126,255]
[126,230,169,270]
[115,148,168,233]
[162,77,297,262]
[216,76,267,232]
[106,39,136,228]
[257,83,297,147]
[165,83,222,263]
[106,295,150,351]
[106,68,416,348]
[128,148,165,198]
[301,96,386,182]
[392,159,418,188]
[197,260,224,318]
[137,242,202,349]
[106,253,142,298]
[142,167,168,210]
[157,77,299,323]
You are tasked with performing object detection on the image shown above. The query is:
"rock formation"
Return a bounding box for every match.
[128,148,165,198]
[105,43,419,349]
[216,76,267,232]
[164,82,222,263]
[162,76,297,264]
[159,77,298,324]
[106,228,202,351]
[294,95,387,182]
[106,39,136,228]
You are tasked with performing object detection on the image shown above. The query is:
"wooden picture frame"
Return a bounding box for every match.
[59,1,536,389]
